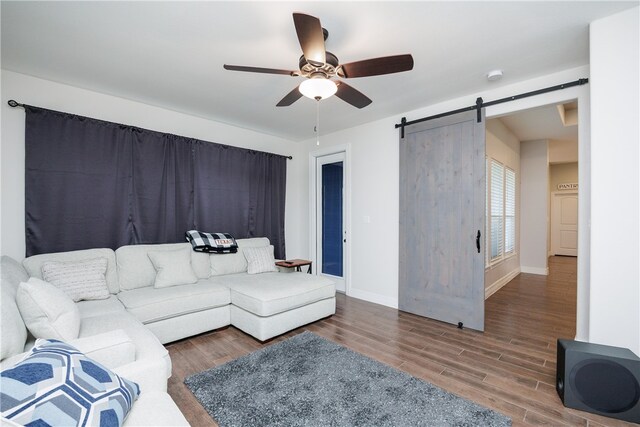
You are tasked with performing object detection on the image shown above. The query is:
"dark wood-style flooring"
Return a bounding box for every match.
[166,257,635,426]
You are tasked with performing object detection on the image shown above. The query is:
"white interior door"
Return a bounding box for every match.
[551,192,578,256]
[316,152,346,292]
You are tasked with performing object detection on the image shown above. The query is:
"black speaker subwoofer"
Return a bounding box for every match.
[557,339,640,423]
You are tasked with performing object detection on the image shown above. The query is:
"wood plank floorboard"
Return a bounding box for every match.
[167,256,637,426]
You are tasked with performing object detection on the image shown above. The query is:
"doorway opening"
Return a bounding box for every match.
[484,99,580,339]
[310,148,350,294]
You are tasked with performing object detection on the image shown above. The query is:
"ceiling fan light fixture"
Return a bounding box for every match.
[299,78,337,100]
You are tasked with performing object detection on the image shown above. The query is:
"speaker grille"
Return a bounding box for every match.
[571,359,640,413]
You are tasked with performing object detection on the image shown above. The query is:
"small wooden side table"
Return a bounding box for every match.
[276,259,312,274]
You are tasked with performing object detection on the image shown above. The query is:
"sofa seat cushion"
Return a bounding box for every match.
[117,279,231,324]
[212,272,335,317]
[79,310,169,371]
[123,391,189,426]
[77,295,126,319]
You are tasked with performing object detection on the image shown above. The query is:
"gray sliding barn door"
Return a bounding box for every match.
[399,110,486,331]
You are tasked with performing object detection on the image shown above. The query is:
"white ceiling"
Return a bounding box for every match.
[1,1,636,142]
[497,102,578,143]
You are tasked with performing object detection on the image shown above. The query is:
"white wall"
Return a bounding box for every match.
[589,7,640,356]
[0,70,308,261]
[308,119,400,307]
[484,118,521,298]
[520,140,549,275]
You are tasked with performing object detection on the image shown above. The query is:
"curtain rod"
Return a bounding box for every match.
[394,78,589,138]
[7,99,24,108]
[7,100,293,160]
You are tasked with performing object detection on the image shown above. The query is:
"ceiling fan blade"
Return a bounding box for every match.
[338,54,414,78]
[292,13,326,67]
[335,81,372,109]
[276,85,303,107]
[224,64,298,76]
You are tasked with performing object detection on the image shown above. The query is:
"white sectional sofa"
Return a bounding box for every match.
[1,255,188,426]
[1,237,335,426]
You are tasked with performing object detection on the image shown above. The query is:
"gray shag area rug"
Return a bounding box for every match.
[185,331,511,427]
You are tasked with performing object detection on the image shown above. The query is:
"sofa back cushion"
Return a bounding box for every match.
[1,256,29,360]
[23,248,119,294]
[116,243,209,291]
[210,237,270,276]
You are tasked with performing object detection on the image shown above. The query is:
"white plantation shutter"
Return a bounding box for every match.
[486,158,518,266]
[505,168,516,254]
[490,160,504,261]
[485,157,490,266]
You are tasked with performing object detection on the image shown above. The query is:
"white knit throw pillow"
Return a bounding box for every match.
[243,245,278,274]
[41,257,110,302]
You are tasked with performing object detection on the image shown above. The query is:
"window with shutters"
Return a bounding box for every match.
[505,168,516,255]
[486,158,517,266]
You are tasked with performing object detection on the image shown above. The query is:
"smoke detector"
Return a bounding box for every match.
[487,70,503,82]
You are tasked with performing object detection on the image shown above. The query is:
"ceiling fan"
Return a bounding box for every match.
[223,13,414,109]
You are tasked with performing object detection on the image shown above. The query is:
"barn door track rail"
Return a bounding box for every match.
[395,78,589,138]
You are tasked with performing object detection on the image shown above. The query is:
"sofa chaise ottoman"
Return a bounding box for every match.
[214,272,336,341]
[208,237,336,341]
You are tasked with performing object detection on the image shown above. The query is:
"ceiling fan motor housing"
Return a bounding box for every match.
[299,52,340,78]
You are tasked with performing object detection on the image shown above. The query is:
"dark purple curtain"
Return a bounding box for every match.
[249,150,287,257]
[24,106,287,258]
[25,108,134,253]
[193,142,251,238]
[131,130,194,244]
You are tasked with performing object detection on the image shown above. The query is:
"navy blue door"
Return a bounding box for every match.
[322,162,343,277]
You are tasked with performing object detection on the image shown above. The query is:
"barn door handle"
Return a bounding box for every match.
[476,230,481,253]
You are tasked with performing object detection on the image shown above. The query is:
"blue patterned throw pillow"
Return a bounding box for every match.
[1,339,140,427]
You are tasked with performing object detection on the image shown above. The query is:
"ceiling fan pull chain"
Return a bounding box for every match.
[316,100,320,146]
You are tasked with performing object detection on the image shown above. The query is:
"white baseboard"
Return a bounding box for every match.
[485,267,521,299]
[348,288,398,309]
[520,266,549,275]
